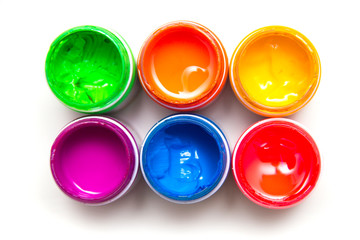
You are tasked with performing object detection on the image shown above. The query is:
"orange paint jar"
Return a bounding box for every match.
[138,21,228,111]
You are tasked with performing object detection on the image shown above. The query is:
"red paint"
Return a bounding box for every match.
[232,119,320,209]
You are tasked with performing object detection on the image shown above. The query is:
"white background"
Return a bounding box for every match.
[0,0,359,239]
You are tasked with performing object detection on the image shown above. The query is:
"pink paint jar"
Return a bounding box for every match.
[50,116,139,205]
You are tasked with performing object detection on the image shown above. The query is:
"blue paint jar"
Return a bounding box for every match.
[141,114,230,203]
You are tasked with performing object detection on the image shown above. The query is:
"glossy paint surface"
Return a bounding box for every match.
[141,114,230,203]
[230,26,321,116]
[232,119,320,208]
[138,21,228,111]
[46,26,135,113]
[143,29,217,101]
[238,34,313,107]
[51,117,138,204]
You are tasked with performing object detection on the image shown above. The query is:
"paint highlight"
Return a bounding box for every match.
[51,117,138,204]
[230,26,321,116]
[46,26,136,113]
[232,119,321,209]
[138,21,228,111]
[141,114,230,203]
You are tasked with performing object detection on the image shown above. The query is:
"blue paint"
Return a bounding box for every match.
[141,114,230,203]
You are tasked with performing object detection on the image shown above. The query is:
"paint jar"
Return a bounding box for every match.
[138,21,228,111]
[45,25,137,113]
[230,26,321,117]
[232,118,321,209]
[50,116,139,205]
[141,114,230,203]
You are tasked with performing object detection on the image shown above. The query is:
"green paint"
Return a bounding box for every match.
[45,26,136,113]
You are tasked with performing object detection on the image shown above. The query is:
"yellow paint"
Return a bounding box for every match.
[230,26,321,116]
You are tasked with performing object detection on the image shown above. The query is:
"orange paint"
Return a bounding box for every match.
[138,21,228,111]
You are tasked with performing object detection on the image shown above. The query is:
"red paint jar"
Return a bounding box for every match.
[232,118,321,209]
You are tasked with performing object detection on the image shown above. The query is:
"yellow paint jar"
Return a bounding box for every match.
[230,26,321,117]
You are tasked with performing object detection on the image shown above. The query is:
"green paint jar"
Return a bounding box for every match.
[45,26,137,113]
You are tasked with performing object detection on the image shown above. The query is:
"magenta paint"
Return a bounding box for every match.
[50,116,139,205]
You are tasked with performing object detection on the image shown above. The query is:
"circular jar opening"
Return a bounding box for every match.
[230,26,321,117]
[141,114,230,203]
[232,118,321,209]
[50,116,138,205]
[138,21,228,111]
[45,25,135,113]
